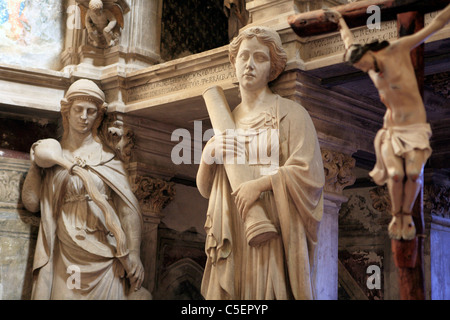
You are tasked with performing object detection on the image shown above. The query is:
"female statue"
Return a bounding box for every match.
[22,79,150,300]
[197,26,325,299]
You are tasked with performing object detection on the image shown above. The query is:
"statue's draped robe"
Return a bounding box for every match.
[31,148,141,300]
[200,96,325,300]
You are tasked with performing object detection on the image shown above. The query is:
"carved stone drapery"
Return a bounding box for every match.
[322,148,356,194]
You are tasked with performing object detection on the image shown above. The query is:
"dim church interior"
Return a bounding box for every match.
[0,0,449,300]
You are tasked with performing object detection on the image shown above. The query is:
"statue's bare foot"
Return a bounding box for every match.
[388,215,402,240]
[401,214,416,240]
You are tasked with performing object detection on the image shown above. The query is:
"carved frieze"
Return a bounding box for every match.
[322,149,356,194]
[127,63,236,103]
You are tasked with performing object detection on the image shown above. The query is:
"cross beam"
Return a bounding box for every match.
[288,0,450,37]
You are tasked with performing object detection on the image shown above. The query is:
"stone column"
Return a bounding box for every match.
[315,149,356,300]
[129,173,176,294]
[120,0,163,68]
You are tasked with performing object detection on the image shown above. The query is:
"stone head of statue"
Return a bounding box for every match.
[60,79,108,141]
[229,26,287,84]
[89,0,103,13]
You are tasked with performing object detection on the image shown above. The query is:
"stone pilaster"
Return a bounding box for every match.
[0,154,38,300]
[128,171,176,294]
[315,148,356,300]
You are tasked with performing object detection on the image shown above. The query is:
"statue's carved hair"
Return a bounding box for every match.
[229,26,287,82]
[89,0,103,10]
[346,40,390,64]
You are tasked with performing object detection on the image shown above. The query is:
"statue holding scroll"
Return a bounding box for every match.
[21,79,151,300]
[197,26,325,299]
[325,5,450,240]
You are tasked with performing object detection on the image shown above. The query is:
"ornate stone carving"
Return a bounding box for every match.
[369,185,391,214]
[0,170,24,204]
[99,113,135,163]
[77,0,130,49]
[424,184,450,219]
[322,149,356,194]
[133,176,176,215]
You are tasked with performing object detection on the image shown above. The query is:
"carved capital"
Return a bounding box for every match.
[133,176,176,217]
[100,113,135,163]
[322,149,356,194]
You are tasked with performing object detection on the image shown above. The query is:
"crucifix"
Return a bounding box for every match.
[288,0,450,300]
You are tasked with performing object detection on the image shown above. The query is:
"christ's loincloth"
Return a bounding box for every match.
[369,123,432,186]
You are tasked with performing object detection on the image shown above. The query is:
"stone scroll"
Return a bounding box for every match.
[202,85,278,247]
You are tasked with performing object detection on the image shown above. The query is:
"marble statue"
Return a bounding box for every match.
[324,5,450,240]
[77,0,129,48]
[197,26,325,299]
[224,0,249,41]
[21,79,151,300]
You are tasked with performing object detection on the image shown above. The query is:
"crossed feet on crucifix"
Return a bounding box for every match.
[388,213,416,241]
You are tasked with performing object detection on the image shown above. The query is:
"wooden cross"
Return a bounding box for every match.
[289,0,450,300]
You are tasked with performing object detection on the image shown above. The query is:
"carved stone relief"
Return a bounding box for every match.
[99,112,135,163]
[76,0,130,49]
[132,176,176,216]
